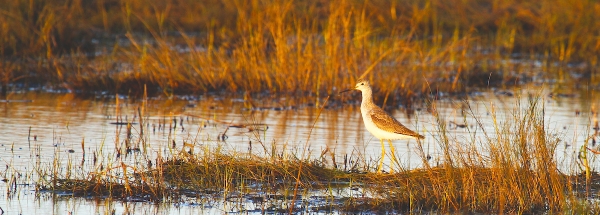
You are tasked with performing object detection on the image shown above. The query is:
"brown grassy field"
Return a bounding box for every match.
[1,0,599,102]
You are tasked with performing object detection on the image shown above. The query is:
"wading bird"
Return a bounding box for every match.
[341,79,424,173]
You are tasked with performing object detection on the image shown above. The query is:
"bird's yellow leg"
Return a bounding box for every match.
[378,139,384,173]
[388,140,396,174]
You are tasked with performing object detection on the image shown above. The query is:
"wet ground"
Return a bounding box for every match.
[1,86,598,214]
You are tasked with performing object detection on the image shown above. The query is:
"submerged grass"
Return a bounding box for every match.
[2,0,599,101]
[31,93,600,213]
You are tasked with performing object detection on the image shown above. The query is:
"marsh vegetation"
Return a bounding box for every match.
[0,91,598,214]
[1,0,598,102]
[2,0,600,214]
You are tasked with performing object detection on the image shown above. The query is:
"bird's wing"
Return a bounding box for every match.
[369,108,425,139]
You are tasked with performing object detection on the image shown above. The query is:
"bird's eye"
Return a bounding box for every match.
[361,83,364,85]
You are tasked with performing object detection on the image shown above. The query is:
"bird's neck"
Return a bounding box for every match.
[360,89,375,109]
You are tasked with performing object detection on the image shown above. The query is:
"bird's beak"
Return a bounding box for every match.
[339,88,354,95]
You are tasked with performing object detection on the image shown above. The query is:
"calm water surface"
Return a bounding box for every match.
[1,87,598,214]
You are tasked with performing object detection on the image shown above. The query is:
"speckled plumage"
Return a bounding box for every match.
[355,79,424,140]
[343,79,425,173]
[368,107,425,139]
[344,79,424,173]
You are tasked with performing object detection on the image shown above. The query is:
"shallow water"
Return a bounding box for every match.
[1,87,598,214]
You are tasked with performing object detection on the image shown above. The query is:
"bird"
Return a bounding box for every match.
[341,79,424,173]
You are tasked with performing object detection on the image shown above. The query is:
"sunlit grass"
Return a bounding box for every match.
[1,0,598,101]
[1,0,599,210]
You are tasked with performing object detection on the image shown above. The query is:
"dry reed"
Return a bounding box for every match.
[1,0,598,103]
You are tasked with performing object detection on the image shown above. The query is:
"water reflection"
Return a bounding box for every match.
[0,90,598,165]
[0,88,599,214]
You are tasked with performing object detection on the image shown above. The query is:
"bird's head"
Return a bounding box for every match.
[340,79,371,94]
[353,79,371,91]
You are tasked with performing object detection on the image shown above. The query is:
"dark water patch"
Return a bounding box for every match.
[0,100,33,103]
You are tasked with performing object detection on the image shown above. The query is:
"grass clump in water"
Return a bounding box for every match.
[37,95,600,213]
